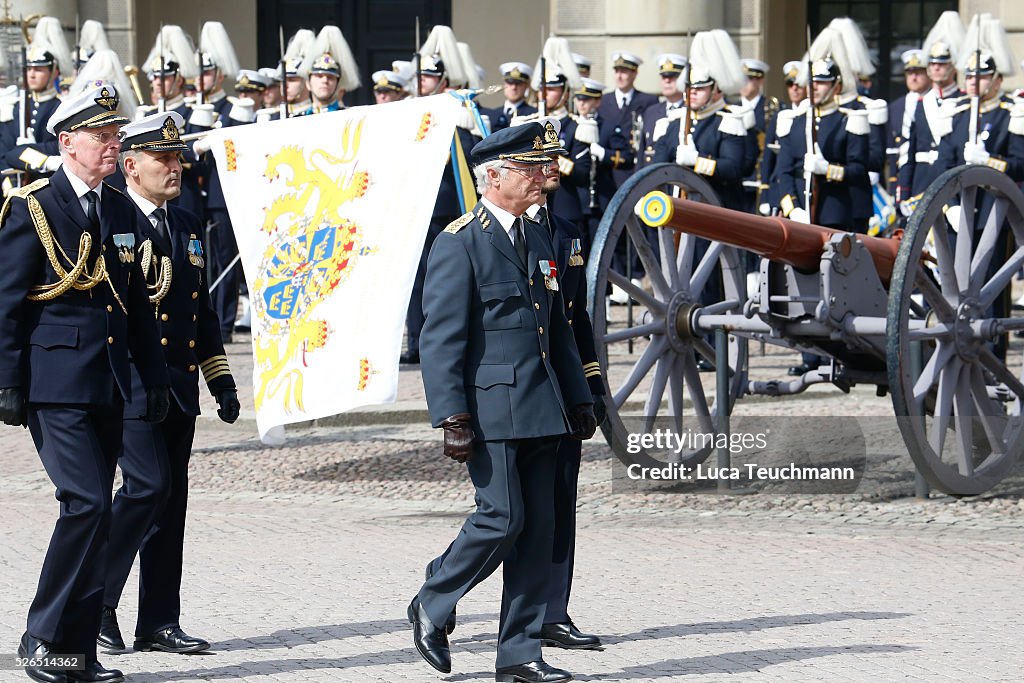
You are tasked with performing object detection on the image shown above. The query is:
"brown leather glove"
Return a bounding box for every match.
[569,403,597,441]
[439,412,475,463]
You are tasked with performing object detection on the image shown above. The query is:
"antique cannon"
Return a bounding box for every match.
[587,163,1024,496]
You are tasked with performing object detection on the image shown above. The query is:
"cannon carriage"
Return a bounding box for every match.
[587,162,1024,497]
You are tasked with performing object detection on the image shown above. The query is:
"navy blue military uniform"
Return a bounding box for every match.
[547,113,593,230]
[482,100,538,132]
[104,200,235,639]
[652,101,756,211]
[0,93,62,175]
[934,95,1024,180]
[0,166,168,663]
[417,197,592,669]
[773,102,871,230]
[595,89,657,209]
[895,86,961,210]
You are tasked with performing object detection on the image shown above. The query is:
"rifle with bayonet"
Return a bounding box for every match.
[278,25,287,118]
[803,26,819,224]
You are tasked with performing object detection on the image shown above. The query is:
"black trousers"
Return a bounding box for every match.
[26,399,124,660]
[422,437,558,668]
[544,437,581,624]
[105,402,197,635]
[207,208,240,338]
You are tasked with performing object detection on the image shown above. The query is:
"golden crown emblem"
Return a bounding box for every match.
[95,87,118,110]
[161,116,180,141]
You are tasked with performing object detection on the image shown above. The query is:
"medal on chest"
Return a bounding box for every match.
[568,238,584,267]
[188,234,205,268]
[539,259,559,291]
[113,233,136,264]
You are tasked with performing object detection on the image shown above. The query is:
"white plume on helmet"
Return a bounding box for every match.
[302,25,361,92]
[79,20,111,58]
[284,28,316,79]
[827,17,875,77]
[70,49,139,120]
[808,26,858,96]
[199,21,240,80]
[418,25,467,88]
[923,11,966,65]
[456,42,482,89]
[686,29,745,97]
[143,25,199,81]
[531,36,583,93]
[961,13,1017,77]
[30,16,74,75]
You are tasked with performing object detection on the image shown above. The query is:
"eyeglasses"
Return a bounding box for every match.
[78,130,122,145]
[503,164,548,179]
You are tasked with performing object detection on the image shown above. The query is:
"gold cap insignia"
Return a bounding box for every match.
[533,136,544,151]
[95,87,118,111]
[161,116,180,141]
[543,122,558,145]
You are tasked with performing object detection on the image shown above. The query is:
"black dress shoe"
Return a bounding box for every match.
[400,351,420,365]
[495,660,573,682]
[96,607,125,651]
[424,560,456,634]
[18,631,68,683]
[697,358,715,372]
[407,596,451,673]
[133,626,210,654]
[540,621,602,650]
[66,661,124,683]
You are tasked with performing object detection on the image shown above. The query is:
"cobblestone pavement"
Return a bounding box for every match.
[2,334,1023,681]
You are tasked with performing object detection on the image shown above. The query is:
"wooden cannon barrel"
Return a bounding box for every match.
[637,190,902,285]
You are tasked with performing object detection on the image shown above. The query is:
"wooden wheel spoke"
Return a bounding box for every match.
[928,222,959,298]
[625,214,672,298]
[968,196,1008,294]
[953,187,977,293]
[913,268,956,320]
[691,241,725,295]
[604,321,663,344]
[675,233,697,291]
[667,351,685,434]
[658,226,680,290]
[606,269,666,313]
[978,246,1024,310]
[952,364,976,477]
[912,341,955,409]
[613,336,667,408]
[968,363,1007,459]
[693,337,717,366]
[928,355,961,456]
[978,347,1024,399]
[678,351,715,434]
[642,352,675,433]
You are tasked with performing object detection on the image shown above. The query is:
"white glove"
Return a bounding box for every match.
[192,135,213,156]
[16,131,36,146]
[758,202,771,216]
[589,143,605,161]
[945,204,963,233]
[963,140,990,165]
[675,143,698,167]
[189,103,217,128]
[574,117,599,144]
[868,171,880,186]
[788,207,810,224]
[42,156,61,172]
[899,201,914,218]
[803,151,829,176]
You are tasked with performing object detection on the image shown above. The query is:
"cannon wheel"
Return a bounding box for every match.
[587,163,748,469]
[887,165,1024,496]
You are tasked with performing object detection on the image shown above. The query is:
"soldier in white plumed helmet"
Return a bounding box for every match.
[138,25,198,118]
[895,10,966,216]
[296,25,359,115]
[188,21,240,129]
[886,49,930,195]
[0,16,68,184]
[639,54,686,166]
[934,13,1024,178]
[67,19,111,92]
[808,20,884,230]
[759,60,808,215]
[652,30,757,212]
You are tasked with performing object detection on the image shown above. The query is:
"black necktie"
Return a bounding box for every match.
[151,207,170,247]
[513,217,527,267]
[85,190,100,232]
[535,206,550,237]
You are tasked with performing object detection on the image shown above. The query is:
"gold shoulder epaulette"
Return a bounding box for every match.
[444,212,474,234]
[1,177,49,222]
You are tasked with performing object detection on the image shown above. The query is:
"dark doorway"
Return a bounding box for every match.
[257,0,452,106]
[808,0,957,102]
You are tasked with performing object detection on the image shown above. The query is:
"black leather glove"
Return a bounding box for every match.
[592,395,607,425]
[216,389,240,424]
[569,403,597,441]
[0,386,27,427]
[143,386,170,423]
[439,412,475,463]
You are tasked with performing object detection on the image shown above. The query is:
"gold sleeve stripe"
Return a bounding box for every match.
[585,368,603,378]
[200,355,229,370]
[780,194,796,217]
[986,156,1008,173]
[582,362,602,370]
[694,157,717,176]
[826,164,845,182]
[202,367,232,383]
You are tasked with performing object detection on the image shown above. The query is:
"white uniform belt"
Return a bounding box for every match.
[915,150,938,164]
